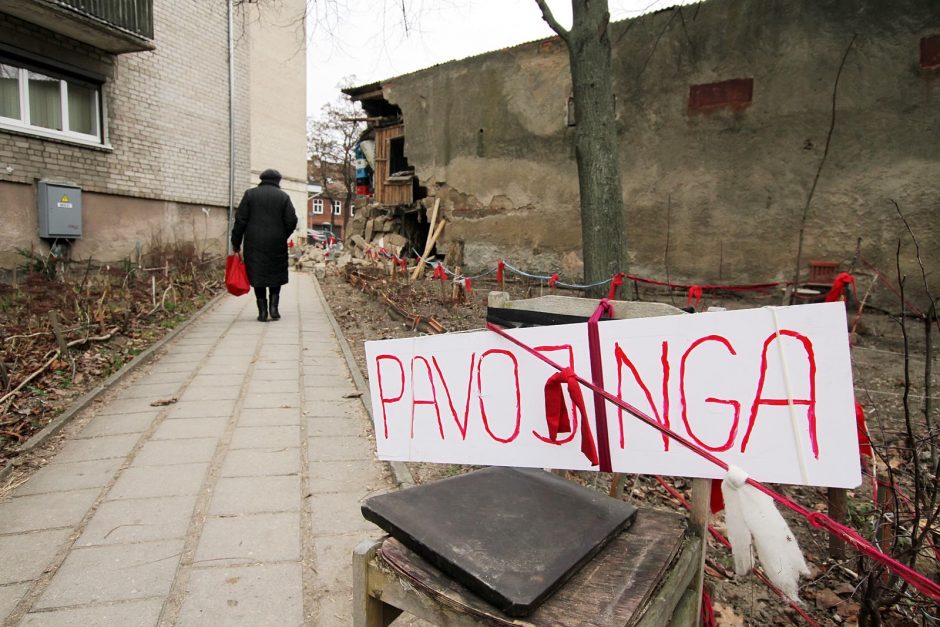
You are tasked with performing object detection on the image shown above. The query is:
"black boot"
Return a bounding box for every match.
[256,297,268,322]
[269,293,280,320]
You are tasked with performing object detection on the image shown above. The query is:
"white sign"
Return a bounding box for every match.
[365,302,860,487]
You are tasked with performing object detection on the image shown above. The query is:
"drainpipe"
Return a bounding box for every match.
[227,0,236,254]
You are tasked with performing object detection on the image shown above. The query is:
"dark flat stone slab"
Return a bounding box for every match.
[362,467,636,617]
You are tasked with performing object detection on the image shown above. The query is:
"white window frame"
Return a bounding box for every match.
[349,204,355,217]
[0,59,104,146]
[332,200,342,216]
[312,198,324,215]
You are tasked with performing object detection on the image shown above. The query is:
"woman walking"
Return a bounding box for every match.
[231,169,298,321]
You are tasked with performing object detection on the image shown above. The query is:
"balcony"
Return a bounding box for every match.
[0,0,154,53]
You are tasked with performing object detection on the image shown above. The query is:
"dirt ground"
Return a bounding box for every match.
[319,263,938,626]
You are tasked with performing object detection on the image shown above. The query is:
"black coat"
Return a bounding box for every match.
[231,181,298,288]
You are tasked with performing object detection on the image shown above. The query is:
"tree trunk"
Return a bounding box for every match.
[568,0,625,295]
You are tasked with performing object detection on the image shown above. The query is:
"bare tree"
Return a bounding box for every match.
[306,93,364,237]
[535,0,626,294]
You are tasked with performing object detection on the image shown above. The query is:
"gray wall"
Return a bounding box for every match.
[381,0,939,301]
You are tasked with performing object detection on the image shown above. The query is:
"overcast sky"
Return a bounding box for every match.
[306,0,701,118]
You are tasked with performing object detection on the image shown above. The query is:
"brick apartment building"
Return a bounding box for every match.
[0,0,306,267]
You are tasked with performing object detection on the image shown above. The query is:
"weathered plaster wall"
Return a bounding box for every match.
[0,182,228,267]
[382,0,939,296]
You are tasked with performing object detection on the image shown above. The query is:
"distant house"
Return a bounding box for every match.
[0,0,306,267]
[306,158,354,240]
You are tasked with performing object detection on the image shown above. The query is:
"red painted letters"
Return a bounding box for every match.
[679,335,740,452]
[375,355,404,439]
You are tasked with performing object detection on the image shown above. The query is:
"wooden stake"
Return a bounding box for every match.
[410,199,441,282]
[411,219,447,282]
[828,487,847,559]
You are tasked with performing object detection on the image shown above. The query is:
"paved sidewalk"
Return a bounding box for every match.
[0,272,392,626]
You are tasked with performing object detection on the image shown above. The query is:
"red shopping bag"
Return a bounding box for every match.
[225,254,250,296]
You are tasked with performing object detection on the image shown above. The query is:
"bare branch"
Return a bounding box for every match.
[534,0,569,42]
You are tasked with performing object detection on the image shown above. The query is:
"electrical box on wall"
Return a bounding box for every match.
[38,181,82,239]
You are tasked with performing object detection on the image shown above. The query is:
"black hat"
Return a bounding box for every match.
[260,168,282,183]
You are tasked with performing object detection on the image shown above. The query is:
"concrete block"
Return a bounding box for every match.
[107,463,208,500]
[237,407,301,427]
[309,492,381,535]
[176,563,303,627]
[21,598,164,626]
[166,399,236,419]
[0,489,99,533]
[17,459,122,495]
[34,539,183,608]
[77,412,158,438]
[308,460,386,495]
[0,528,72,585]
[219,448,300,478]
[242,392,299,409]
[308,436,373,462]
[194,512,300,566]
[0,583,29,621]
[230,426,300,449]
[132,437,218,466]
[208,475,301,515]
[51,434,140,464]
[152,418,227,440]
[77,495,197,546]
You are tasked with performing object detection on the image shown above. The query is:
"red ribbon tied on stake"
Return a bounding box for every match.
[432,265,447,282]
[464,278,473,295]
[687,285,703,308]
[825,272,855,303]
[496,259,505,288]
[399,257,407,272]
[543,367,599,466]
[608,272,625,300]
[549,273,560,289]
[855,401,872,458]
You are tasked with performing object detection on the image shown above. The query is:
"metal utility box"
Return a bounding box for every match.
[38,181,82,239]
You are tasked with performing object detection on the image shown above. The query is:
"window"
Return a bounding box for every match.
[0,58,103,144]
[312,198,323,214]
[332,201,342,216]
[349,204,355,217]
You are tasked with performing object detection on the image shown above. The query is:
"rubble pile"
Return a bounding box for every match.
[344,201,412,260]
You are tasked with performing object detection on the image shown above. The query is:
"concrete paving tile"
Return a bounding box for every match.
[308,435,373,462]
[147,359,198,374]
[0,582,29,619]
[21,597,164,626]
[313,532,380,593]
[118,382,182,401]
[107,463,208,500]
[76,412,158,439]
[310,492,381,535]
[197,362,249,376]
[303,399,362,418]
[303,386,361,402]
[229,426,300,449]
[237,407,301,427]
[132,370,190,385]
[177,386,241,402]
[152,418,227,440]
[17,459,123,495]
[132,438,218,466]
[312,589,355,626]
[306,418,365,437]
[219,448,300,477]
[194,512,300,566]
[77,495,197,546]
[34,539,183,608]
[165,399,236,419]
[245,379,299,395]
[302,374,354,388]
[177,563,302,627]
[208,476,301,515]
[190,373,243,388]
[308,460,386,495]
[250,368,296,381]
[95,397,162,416]
[242,392,299,409]
[50,434,139,464]
[0,489,99,533]
[0,529,73,585]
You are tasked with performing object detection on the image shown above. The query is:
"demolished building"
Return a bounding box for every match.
[345,0,939,302]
